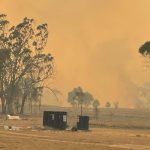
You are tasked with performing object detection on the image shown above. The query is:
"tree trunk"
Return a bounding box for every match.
[31,100,33,114]
[34,102,37,114]
[1,97,6,113]
[95,107,98,120]
[39,97,41,113]
[81,104,83,116]
[7,85,16,114]
[7,101,14,115]
[20,93,27,114]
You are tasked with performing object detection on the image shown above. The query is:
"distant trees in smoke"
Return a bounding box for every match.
[68,86,102,119]
[105,102,111,108]
[92,99,100,120]
[0,14,54,114]
[113,101,119,109]
[138,83,150,108]
[68,86,95,116]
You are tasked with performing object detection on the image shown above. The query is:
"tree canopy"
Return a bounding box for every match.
[92,99,100,120]
[105,102,111,108]
[139,41,150,57]
[0,14,54,114]
[68,87,94,107]
[92,99,100,108]
[68,86,94,115]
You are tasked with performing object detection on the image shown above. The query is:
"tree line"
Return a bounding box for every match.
[0,14,54,114]
[67,86,120,119]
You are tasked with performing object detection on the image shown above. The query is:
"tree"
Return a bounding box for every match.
[68,86,94,116]
[30,86,43,113]
[139,41,150,57]
[19,77,44,114]
[139,41,150,68]
[0,14,54,114]
[139,42,150,109]
[92,99,100,120]
[83,92,94,107]
[105,102,111,108]
[113,101,119,109]
[0,14,10,113]
[139,83,150,109]
[0,49,10,113]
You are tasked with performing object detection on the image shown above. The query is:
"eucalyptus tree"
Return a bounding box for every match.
[139,41,150,69]
[105,102,111,108]
[139,41,150,56]
[92,99,100,120]
[0,14,10,113]
[138,42,150,108]
[113,101,119,109]
[0,14,54,114]
[68,86,94,116]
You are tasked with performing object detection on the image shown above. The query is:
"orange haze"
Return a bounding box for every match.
[1,0,150,107]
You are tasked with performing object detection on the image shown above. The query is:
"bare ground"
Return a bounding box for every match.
[1,108,150,150]
[1,119,150,150]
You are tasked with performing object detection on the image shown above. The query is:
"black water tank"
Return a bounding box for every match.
[43,111,67,130]
[77,116,89,130]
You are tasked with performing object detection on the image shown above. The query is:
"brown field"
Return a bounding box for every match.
[1,107,150,150]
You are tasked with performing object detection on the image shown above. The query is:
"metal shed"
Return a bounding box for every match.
[43,111,67,130]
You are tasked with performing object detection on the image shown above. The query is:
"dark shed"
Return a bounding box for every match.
[43,111,67,130]
[77,116,89,130]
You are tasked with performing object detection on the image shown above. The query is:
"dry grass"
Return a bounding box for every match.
[1,107,150,150]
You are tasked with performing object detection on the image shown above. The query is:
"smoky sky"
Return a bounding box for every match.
[1,0,150,107]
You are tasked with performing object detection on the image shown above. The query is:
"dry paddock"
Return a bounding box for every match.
[1,127,150,150]
[1,108,150,150]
